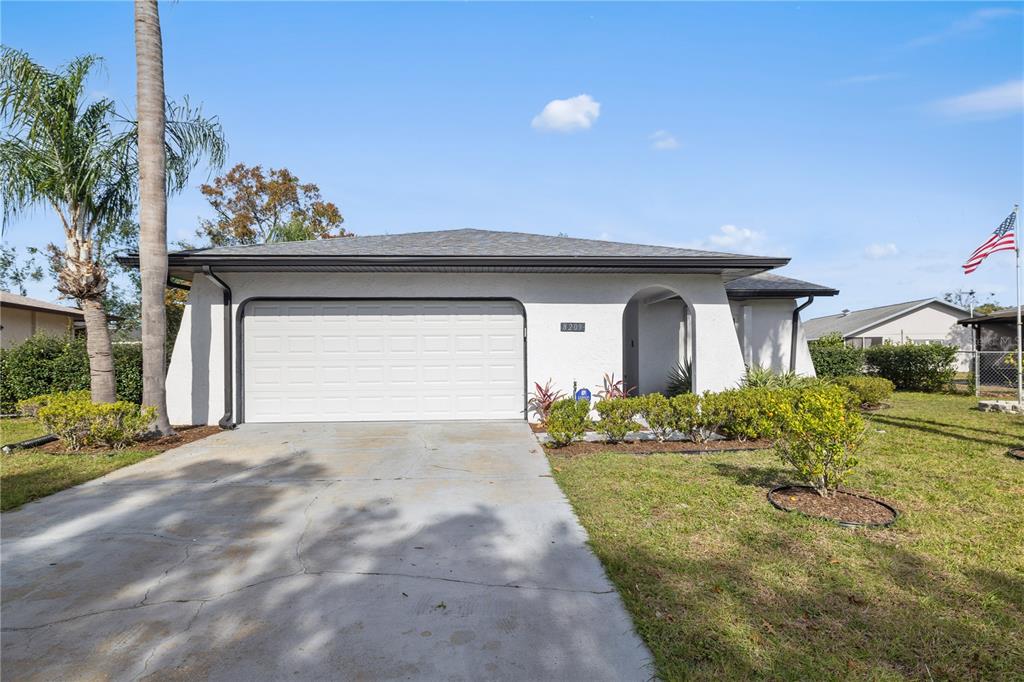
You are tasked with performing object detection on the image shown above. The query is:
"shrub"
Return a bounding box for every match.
[808,333,864,379]
[546,398,592,447]
[665,361,691,397]
[864,343,957,392]
[834,375,894,408]
[691,391,730,443]
[715,388,791,442]
[0,335,143,413]
[774,384,865,497]
[669,393,700,440]
[36,391,155,451]
[636,393,676,441]
[17,390,91,418]
[88,402,157,449]
[595,397,640,443]
[527,379,565,425]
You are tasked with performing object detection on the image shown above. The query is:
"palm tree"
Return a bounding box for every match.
[0,47,225,406]
[135,0,172,434]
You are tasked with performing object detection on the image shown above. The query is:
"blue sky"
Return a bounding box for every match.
[2,1,1022,316]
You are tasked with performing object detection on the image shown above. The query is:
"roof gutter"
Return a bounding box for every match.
[202,266,235,430]
[119,253,790,271]
[791,296,815,373]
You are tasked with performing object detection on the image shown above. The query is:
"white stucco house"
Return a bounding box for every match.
[803,298,970,349]
[128,229,836,426]
[0,291,85,350]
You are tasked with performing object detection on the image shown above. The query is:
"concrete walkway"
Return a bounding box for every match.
[1,421,652,681]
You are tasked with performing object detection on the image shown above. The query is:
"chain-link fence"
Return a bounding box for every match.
[954,350,1021,397]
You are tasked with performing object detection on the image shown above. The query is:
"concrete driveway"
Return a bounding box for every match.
[1,421,652,681]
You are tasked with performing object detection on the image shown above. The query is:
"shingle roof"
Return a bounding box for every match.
[803,298,967,340]
[173,228,771,260]
[957,305,1022,325]
[725,272,838,298]
[0,291,84,317]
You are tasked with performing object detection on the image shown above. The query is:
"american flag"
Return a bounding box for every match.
[962,210,1017,275]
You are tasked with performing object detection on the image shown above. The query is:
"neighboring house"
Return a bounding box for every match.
[123,229,836,425]
[803,298,970,350]
[0,291,84,350]
[957,306,1021,351]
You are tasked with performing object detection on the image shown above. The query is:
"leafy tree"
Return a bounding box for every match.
[0,244,43,295]
[0,47,224,403]
[194,163,346,246]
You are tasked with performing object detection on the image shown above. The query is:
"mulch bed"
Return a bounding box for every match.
[1008,448,1024,461]
[38,425,222,455]
[768,485,898,527]
[545,438,772,457]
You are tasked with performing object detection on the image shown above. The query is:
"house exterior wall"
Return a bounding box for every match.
[167,271,760,425]
[850,303,968,348]
[729,299,816,376]
[0,307,74,349]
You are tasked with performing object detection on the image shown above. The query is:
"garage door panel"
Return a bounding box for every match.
[244,300,524,422]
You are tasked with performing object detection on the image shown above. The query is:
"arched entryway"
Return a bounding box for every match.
[622,286,694,395]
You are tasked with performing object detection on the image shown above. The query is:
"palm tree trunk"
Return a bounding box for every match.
[80,297,117,403]
[135,0,173,434]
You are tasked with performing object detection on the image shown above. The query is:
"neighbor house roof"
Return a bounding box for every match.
[120,228,791,278]
[803,298,967,340]
[724,272,838,299]
[0,291,84,318]
[957,305,1022,326]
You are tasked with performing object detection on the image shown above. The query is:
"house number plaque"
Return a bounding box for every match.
[560,322,585,332]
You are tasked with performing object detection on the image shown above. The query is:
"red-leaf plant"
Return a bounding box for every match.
[527,379,565,425]
[597,372,635,399]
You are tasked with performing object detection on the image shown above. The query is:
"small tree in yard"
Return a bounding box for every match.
[775,385,865,497]
[0,48,224,405]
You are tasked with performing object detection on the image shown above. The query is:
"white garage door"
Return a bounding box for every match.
[242,300,525,423]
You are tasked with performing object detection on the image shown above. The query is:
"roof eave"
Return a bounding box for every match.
[119,253,790,272]
[726,288,839,300]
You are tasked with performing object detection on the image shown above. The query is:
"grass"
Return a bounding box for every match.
[1,417,159,512]
[0,417,48,446]
[548,393,1024,680]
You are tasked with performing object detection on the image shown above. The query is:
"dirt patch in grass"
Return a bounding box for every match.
[768,485,898,526]
[545,438,772,456]
[38,424,221,455]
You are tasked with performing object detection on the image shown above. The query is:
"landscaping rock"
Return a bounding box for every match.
[977,400,1022,414]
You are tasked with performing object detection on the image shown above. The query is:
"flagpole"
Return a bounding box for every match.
[1016,202,1022,410]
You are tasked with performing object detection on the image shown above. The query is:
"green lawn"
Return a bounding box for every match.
[548,393,1024,680]
[0,417,48,446]
[1,417,160,511]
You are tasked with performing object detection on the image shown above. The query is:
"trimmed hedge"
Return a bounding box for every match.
[864,343,957,392]
[0,335,143,413]
[834,375,894,408]
[808,333,864,379]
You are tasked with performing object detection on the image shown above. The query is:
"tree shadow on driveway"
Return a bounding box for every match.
[1,447,651,680]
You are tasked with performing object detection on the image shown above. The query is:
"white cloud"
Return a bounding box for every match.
[864,242,899,259]
[908,7,1020,47]
[935,79,1023,118]
[688,224,767,254]
[836,73,901,85]
[649,130,679,150]
[531,94,600,132]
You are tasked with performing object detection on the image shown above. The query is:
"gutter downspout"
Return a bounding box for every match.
[202,266,235,429]
[790,296,815,373]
